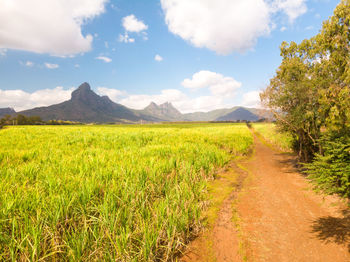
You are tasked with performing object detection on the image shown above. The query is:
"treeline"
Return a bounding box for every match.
[261,0,350,198]
[0,114,82,127]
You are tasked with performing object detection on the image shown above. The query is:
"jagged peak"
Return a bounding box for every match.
[77,82,91,90]
[71,82,94,100]
[144,102,159,110]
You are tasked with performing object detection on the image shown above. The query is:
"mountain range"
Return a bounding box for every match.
[1,82,272,123]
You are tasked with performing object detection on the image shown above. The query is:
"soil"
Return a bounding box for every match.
[181,134,350,262]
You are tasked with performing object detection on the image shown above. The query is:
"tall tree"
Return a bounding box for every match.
[261,0,350,197]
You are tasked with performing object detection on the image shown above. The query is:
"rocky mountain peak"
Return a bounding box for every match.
[71,82,98,102]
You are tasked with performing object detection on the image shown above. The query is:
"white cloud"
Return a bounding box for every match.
[95,56,112,63]
[97,87,126,101]
[154,54,163,62]
[0,86,74,111]
[161,0,307,55]
[45,63,59,69]
[0,0,108,56]
[280,26,287,32]
[119,15,148,43]
[20,61,34,67]
[122,15,148,33]
[271,0,307,23]
[182,70,241,97]
[119,33,135,43]
[241,90,261,108]
[74,64,80,68]
[161,0,271,55]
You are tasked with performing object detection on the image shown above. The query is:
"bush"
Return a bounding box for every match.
[305,132,350,198]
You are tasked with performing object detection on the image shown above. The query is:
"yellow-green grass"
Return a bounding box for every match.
[253,123,294,152]
[0,123,252,261]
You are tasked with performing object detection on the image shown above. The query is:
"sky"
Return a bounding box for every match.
[0,0,339,113]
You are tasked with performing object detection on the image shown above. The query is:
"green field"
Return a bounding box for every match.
[253,123,294,152]
[0,123,252,261]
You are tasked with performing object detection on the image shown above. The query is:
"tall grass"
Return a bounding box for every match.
[253,123,294,152]
[0,123,252,261]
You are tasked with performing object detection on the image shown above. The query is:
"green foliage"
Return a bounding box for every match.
[0,123,252,261]
[305,132,350,198]
[253,123,294,151]
[261,0,350,198]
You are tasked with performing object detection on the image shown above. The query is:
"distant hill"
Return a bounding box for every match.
[19,83,150,123]
[139,102,184,121]
[216,107,260,121]
[0,108,16,118]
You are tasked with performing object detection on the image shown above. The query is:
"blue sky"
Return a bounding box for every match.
[0,0,339,113]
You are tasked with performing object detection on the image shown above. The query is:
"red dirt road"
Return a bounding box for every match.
[182,135,349,261]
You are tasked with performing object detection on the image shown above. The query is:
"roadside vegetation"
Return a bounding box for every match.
[252,123,294,152]
[0,123,252,261]
[261,0,350,198]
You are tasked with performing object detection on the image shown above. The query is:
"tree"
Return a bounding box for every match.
[261,0,350,197]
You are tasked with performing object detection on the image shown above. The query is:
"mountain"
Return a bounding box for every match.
[19,82,148,123]
[0,108,16,118]
[140,102,183,121]
[183,108,237,121]
[215,107,260,121]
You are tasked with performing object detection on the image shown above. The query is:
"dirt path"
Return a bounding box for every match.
[181,134,350,262]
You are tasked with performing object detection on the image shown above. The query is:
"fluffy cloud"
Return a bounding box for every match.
[122,15,148,33]
[182,70,241,97]
[45,63,59,69]
[120,14,148,43]
[154,54,163,62]
[0,0,108,56]
[95,56,112,63]
[272,0,307,22]
[0,86,74,111]
[160,0,307,54]
[241,90,262,108]
[161,0,271,54]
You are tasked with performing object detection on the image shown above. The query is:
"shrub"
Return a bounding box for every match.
[305,132,350,198]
